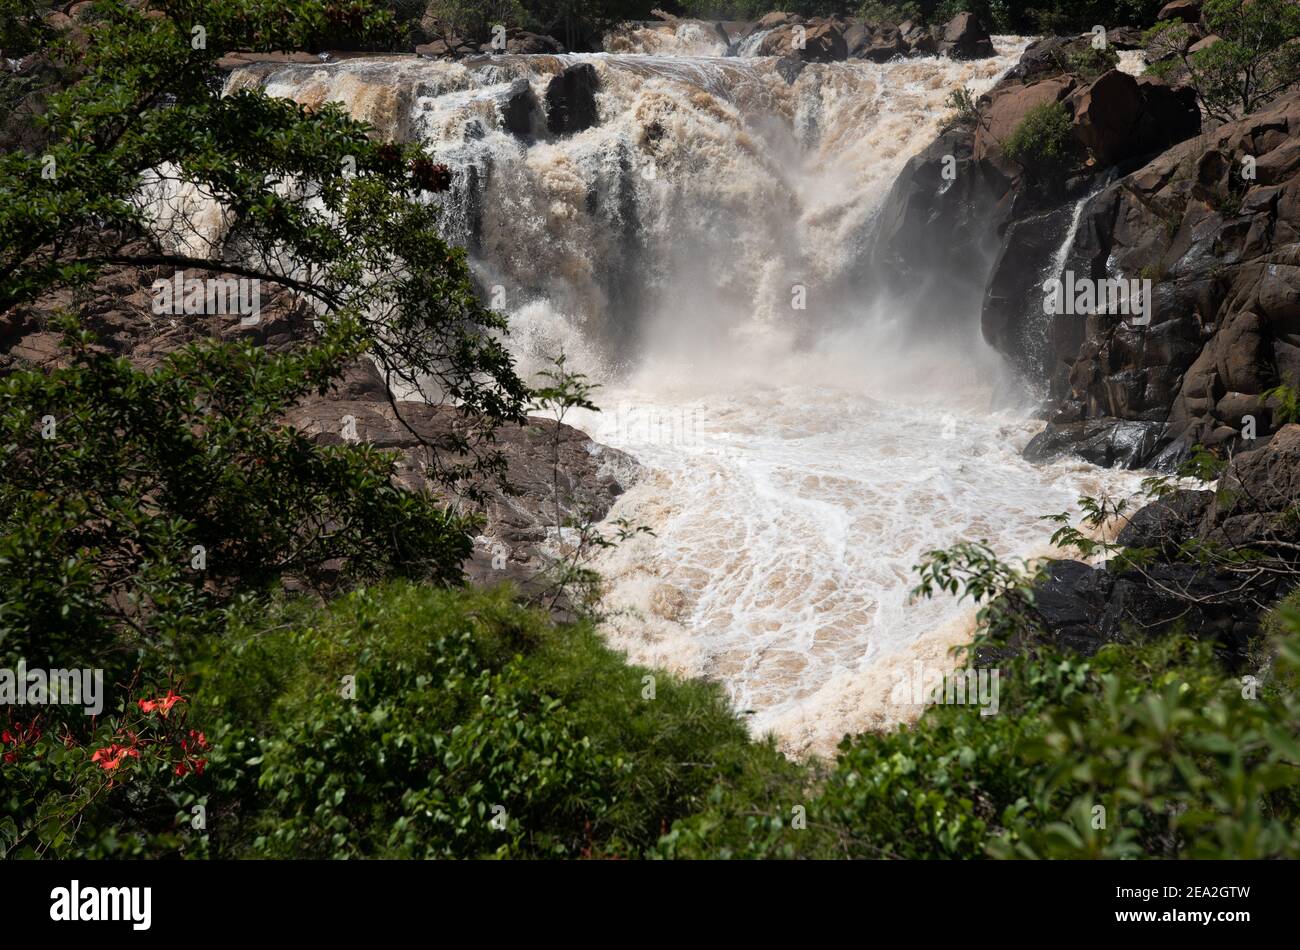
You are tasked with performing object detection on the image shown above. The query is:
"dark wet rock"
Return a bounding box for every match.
[977,556,1269,666]
[1003,559,1115,656]
[979,191,1098,376]
[867,41,1107,345]
[546,63,600,135]
[1019,91,1300,467]
[774,55,806,84]
[500,78,539,137]
[713,21,733,52]
[1116,488,1214,551]
[868,125,1013,332]
[1023,419,1170,467]
[984,428,1300,666]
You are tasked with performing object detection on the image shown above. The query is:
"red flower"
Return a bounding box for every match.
[175,730,210,778]
[91,744,140,772]
[138,690,187,717]
[1,719,41,763]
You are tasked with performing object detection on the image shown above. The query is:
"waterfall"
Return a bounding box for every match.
[230,42,1029,372]
[227,39,1147,758]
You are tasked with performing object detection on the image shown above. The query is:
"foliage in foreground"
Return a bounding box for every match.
[2,582,803,859]
[10,579,1299,859]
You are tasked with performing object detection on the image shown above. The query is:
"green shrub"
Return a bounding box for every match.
[191,582,807,858]
[0,319,472,687]
[666,627,1300,860]
[12,574,1300,859]
[1002,101,1077,179]
[1062,42,1120,79]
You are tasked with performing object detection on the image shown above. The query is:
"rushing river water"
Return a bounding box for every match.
[231,28,1147,757]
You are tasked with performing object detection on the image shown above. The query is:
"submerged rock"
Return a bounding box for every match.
[774,55,806,84]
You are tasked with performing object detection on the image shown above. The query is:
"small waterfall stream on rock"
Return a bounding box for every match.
[234,38,1146,757]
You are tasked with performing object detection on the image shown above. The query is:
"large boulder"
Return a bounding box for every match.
[843,22,871,58]
[758,20,847,62]
[1205,424,1300,546]
[1022,418,1170,468]
[868,124,1015,334]
[861,27,904,63]
[1116,488,1214,553]
[1070,70,1201,168]
[485,31,564,55]
[414,35,478,59]
[937,12,994,60]
[900,21,936,56]
[545,63,600,135]
[1071,69,1144,167]
[1157,0,1203,23]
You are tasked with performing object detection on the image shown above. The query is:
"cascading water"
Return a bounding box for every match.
[232,37,1146,757]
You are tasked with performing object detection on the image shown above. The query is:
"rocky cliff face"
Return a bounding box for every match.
[869,30,1300,658]
[872,28,1300,472]
[1026,91,1300,468]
